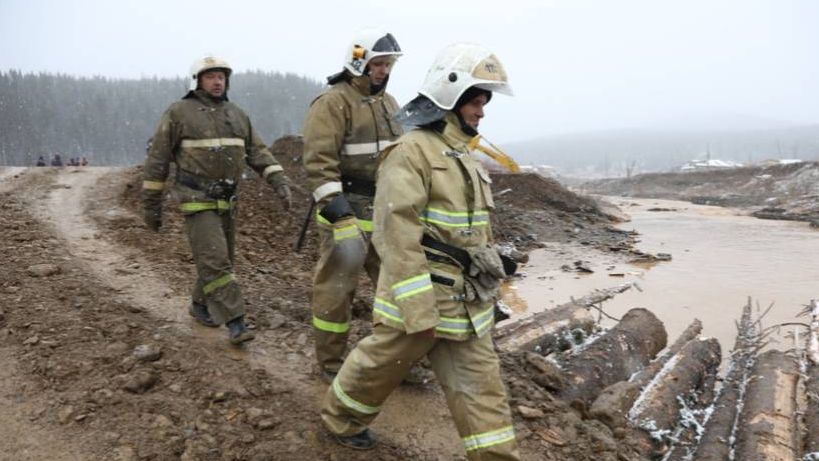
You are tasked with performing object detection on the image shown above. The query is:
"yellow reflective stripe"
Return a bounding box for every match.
[472,306,496,335]
[373,298,403,323]
[436,316,473,335]
[262,164,283,177]
[180,138,245,148]
[332,378,380,415]
[180,200,233,213]
[421,207,490,228]
[463,426,516,452]
[315,212,332,226]
[333,224,360,242]
[357,219,373,232]
[203,273,235,295]
[391,273,433,301]
[312,316,350,334]
[142,180,165,190]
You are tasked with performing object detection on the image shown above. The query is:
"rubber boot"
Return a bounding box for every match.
[188,302,218,328]
[332,428,377,450]
[227,316,255,345]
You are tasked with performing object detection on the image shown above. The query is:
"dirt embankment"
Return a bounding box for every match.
[0,137,645,461]
[583,161,819,224]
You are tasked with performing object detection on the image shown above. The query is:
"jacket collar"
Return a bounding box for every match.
[348,74,386,97]
[184,89,227,105]
[438,112,478,152]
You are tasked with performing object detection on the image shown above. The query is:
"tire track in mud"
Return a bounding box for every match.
[35,167,466,459]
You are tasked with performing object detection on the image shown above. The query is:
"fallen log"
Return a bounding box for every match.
[734,349,799,461]
[555,308,667,407]
[589,319,702,428]
[494,283,634,353]
[628,338,721,456]
[804,299,819,458]
[693,300,758,461]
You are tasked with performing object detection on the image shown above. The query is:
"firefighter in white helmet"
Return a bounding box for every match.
[321,43,520,460]
[302,28,418,382]
[142,56,292,344]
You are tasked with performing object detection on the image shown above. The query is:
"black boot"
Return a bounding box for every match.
[226,316,255,345]
[333,429,377,450]
[188,302,218,328]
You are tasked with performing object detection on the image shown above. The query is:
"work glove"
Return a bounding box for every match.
[464,274,501,303]
[276,184,292,211]
[144,207,162,232]
[467,245,506,280]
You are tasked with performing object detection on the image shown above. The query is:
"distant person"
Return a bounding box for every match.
[321,43,519,459]
[301,28,410,382]
[68,157,78,167]
[36,156,46,167]
[51,154,63,167]
[80,157,88,166]
[141,55,292,345]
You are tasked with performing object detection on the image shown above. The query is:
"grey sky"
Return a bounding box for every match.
[2,0,817,142]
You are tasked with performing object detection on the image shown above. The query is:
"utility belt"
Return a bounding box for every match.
[421,234,518,278]
[177,170,237,200]
[341,175,376,197]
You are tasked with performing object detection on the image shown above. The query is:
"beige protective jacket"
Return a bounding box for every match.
[302,75,402,221]
[372,112,496,341]
[142,90,287,213]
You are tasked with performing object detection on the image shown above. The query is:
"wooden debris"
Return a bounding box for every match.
[804,299,819,457]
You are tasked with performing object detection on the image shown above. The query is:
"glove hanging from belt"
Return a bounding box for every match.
[463,245,506,303]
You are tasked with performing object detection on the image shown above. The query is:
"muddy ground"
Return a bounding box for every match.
[0,137,653,461]
[582,161,819,224]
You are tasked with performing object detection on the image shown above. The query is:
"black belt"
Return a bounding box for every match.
[341,175,376,197]
[421,234,517,276]
[177,170,237,200]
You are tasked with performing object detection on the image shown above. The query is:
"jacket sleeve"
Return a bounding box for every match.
[245,120,289,189]
[141,107,179,210]
[302,92,347,205]
[372,142,438,334]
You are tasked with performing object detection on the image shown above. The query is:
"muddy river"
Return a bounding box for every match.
[505,197,819,354]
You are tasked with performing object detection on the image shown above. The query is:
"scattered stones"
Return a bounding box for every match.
[255,418,279,430]
[133,344,162,362]
[57,405,75,424]
[27,263,61,277]
[23,335,40,346]
[268,313,287,330]
[121,370,159,394]
[518,405,545,419]
[153,414,174,428]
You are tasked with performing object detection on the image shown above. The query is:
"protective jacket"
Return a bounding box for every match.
[142,89,287,211]
[302,74,402,224]
[372,112,496,340]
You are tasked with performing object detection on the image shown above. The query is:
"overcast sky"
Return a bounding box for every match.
[2,0,818,142]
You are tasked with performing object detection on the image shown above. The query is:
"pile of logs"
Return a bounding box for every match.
[497,294,819,460]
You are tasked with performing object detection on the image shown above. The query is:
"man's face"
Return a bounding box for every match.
[366,56,393,86]
[199,70,227,98]
[457,93,489,130]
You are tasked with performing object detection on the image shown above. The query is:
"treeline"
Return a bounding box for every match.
[0,70,324,166]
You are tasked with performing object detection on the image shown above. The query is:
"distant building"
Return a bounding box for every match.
[679,158,743,171]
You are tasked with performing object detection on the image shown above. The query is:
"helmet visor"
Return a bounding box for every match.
[372,33,401,53]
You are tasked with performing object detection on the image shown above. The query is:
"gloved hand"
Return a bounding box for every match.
[144,207,162,232]
[467,245,506,279]
[276,184,292,211]
[464,275,501,303]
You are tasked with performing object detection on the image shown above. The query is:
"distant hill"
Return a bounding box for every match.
[504,125,819,178]
[0,70,324,166]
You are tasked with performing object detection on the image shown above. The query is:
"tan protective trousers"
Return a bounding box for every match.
[185,209,244,325]
[321,324,520,461]
[311,223,379,372]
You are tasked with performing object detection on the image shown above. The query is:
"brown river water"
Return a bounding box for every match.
[504,197,819,354]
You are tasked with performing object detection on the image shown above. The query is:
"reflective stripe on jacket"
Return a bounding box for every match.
[372,112,496,340]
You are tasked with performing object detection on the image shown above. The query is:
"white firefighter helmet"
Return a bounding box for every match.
[418,43,512,110]
[343,28,403,77]
[188,55,233,91]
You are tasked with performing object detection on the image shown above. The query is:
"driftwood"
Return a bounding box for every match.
[628,338,721,457]
[555,308,667,407]
[494,283,634,353]
[804,299,819,458]
[589,319,703,428]
[734,350,799,461]
[693,300,758,461]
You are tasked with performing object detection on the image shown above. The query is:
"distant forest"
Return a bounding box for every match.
[0,70,324,166]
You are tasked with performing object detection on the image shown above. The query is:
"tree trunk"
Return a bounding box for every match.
[494,283,633,353]
[589,319,702,428]
[555,308,667,408]
[693,300,757,461]
[804,299,819,458]
[734,350,799,461]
